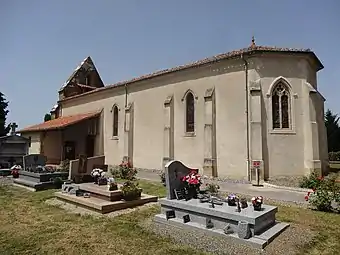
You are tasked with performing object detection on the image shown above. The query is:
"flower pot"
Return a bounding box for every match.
[253,204,262,211]
[228,200,236,206]
[108,183,118,191]
[97,178,107,186]
[123,191,141,201]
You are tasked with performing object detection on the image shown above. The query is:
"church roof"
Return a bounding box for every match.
[18,111,101,133]
[59,56,104,91]
[59,44,323,103]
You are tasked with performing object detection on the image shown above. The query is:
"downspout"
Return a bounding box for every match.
[241,54,251,181]
[124,84,128,107]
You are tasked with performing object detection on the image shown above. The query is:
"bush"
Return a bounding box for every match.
[305,173,340,212]
[120,181,141,201]
[159,172,166,186]
[110,160,137,180]
[58,160,70,172]
[205,183,220,194]
[299,171,323,189]
[329,151,340,161]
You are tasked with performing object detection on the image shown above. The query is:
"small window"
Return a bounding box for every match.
[272,82,290,129]
[113,106,119,137]
[186,92,195,133]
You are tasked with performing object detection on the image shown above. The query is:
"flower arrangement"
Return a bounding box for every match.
[11,169,19,178]
[240,197,248,209]
[159,171,166,186]
[120,181,141,201]
[227,194,238,206]
[251,196,263,210]
[91,168,106,184]
[10,165,22,170]
[107,177,118,191]
[181,170,202,189]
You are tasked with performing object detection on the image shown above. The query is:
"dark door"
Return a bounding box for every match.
[86,135,95,158]
[64,141,76,160]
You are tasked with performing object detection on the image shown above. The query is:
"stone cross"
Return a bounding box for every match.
[10,123,18,135]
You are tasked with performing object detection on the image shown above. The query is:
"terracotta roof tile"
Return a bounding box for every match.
[18,111,101,133]
[59,45,323,102]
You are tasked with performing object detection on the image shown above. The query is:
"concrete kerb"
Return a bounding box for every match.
[263,182,313,193]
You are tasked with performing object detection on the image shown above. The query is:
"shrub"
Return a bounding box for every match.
[58,160,70,172]
[110,160,137,180]
[120,181,141,201]
[299,171,322,189]
[159,172,166,186]
[329,151,340,161]
[205,183,220,194]
[305,173,340,212]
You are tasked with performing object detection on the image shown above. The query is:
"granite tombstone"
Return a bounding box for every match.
[23,154,46,172]
[164,160,199,200]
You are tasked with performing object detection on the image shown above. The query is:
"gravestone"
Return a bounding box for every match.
[23,154,46,171]
[164,160,198,200]
[78,155,87,174]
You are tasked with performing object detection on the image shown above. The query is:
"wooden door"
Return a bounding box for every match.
[86,135,95,158]
[64,141,76,160]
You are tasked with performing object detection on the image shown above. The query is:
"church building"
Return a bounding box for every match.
[18,39,329,181]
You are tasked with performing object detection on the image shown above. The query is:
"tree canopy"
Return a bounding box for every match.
[325,109,340,152]
[0,92,10,137]
[44,113,52,122]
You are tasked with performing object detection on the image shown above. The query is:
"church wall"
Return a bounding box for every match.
[61,60,249,178]
[61,87,127,167]
[22,132,41,155]
[256,56,323,177]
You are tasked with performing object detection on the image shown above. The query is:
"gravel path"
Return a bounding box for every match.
[141,218,314,255]
[136,170,309,205]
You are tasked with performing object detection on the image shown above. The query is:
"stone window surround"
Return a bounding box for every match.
[181,89,198,137]
[110,104,120,140]
[266,76,298,135]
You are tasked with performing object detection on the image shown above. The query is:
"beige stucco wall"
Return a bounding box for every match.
[43,131,62,164]
[60,53,328,179]
[22,132,41,155]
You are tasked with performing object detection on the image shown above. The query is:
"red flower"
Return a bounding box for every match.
[304,195,309,201]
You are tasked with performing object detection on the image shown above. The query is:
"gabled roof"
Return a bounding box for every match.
[59,56,104,91]
[18,111,101,133]
[58,44,323,103]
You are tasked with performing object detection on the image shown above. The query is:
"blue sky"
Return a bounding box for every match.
[1,0,339,128]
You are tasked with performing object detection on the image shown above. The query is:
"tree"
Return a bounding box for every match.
[0,92,10,137]
[44,113,52,122]
[325,109,340,152]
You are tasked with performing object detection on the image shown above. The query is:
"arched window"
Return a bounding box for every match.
[112,105,119,136]
[272,83,290,129]
[186,92,195,132]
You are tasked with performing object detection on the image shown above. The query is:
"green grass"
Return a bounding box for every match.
[0,180,339,255]
[0,183,205,255]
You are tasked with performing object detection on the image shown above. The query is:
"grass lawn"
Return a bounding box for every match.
[0,180,339,255]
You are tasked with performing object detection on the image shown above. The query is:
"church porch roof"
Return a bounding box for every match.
[18,111,101,133]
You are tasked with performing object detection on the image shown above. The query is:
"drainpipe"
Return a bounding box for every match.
[241,54,251,181]
[124,84,128,107]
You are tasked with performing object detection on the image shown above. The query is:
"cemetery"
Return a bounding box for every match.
[154,160,289,249]
[13,154,69,191]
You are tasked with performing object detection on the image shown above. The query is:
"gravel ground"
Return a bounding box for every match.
[0,176,13,186]
[266,176,304,188]
[45,198,158,218]
[140,219,314,255]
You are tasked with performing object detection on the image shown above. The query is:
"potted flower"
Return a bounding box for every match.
[227,194,238,206]
[251,196,263,211]
[107,177,118,191]
[240,197,248,209]
[159,171,166,186]
[11,169,19,178]
[120,181,141,201]
[181,169,202,199]
[91,168,105,184]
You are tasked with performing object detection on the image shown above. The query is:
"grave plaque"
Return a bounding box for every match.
[165,210,176,220]
[183,215,190,223]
